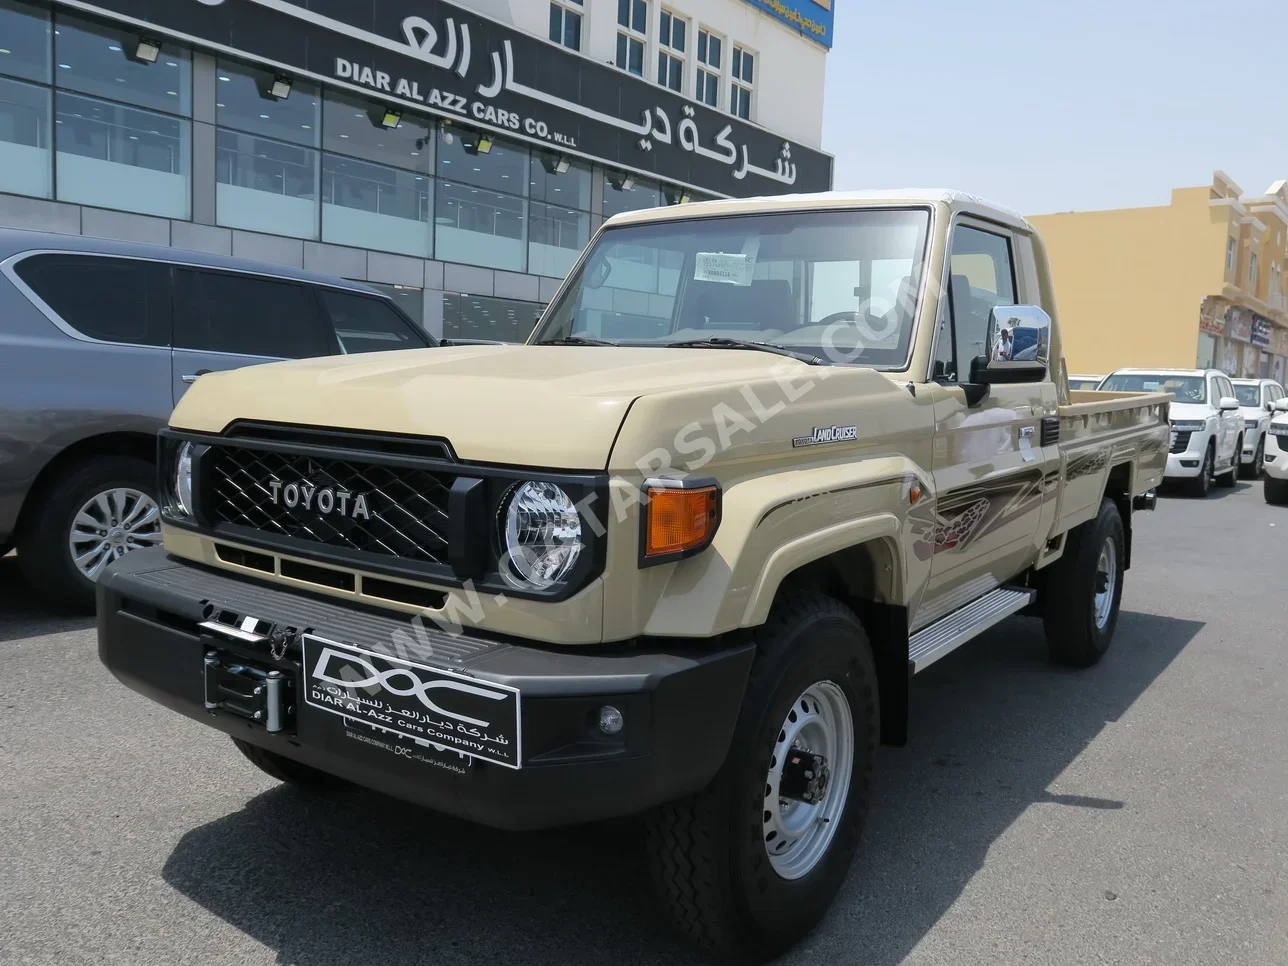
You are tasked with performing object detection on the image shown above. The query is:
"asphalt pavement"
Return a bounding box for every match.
[2,481,1286,965]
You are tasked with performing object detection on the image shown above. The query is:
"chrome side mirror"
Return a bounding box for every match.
[972,304,1051,384]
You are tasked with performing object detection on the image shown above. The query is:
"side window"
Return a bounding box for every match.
[317,289,430,354]
[14,254,171,346]
[174,269,331,359]
[934,225,1017,380]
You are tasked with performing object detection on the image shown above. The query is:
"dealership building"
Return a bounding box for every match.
[0,0,835,340]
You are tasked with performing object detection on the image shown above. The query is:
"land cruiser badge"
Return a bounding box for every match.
[792,425,859,448]
[268,479,371,520]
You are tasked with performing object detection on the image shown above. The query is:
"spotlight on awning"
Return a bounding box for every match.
[131,37,161,64]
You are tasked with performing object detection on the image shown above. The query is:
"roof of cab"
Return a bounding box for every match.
[604,189,1033,233]
[0,227,383,294]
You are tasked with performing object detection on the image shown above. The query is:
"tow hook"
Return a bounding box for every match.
[1132,490,1157,512]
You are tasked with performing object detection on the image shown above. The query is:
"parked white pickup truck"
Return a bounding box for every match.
[1263,401,1288,504]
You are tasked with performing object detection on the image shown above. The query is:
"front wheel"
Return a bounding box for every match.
[1240,437,1264,480]
[1042,499,1125,667]
[646,595,878,961]
[1185,445,1214,497]
[1266,477,1288,506]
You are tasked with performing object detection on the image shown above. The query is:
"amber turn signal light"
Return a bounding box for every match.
[643,484,720,560]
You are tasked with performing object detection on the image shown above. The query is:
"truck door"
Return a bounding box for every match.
[921,221,1059,610]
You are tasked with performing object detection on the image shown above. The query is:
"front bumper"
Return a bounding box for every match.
[97,548,753,830]
[1265,438,1288,480]
[1164,427,1209,478]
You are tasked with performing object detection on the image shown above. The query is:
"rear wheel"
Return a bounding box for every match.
[1184,444,1214,497]
[1043,499,1125,667]
[1216,437,1241,487]
[646,595,878,961]
[16,455,161,613]
[231,738,346,790]
[1266,477,1288,506]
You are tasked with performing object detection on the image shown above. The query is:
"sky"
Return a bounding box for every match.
[821,0,1288,216]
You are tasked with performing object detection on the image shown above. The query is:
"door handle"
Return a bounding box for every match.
[182,369,212,384]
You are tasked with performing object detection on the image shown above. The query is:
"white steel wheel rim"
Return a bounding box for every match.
[1094,537,1117,629]
[763,680,854,880]
[68,488,161,581]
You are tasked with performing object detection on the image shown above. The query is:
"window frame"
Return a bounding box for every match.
[7,250,174,347]
[932,216,1022,385]
[315,286,434,352]
[615,0,648,77]
[695,26,723,108]
[657,9,688,93]
[1227,236,1237,273]
[730,45,755,120]
[548,0,584,52]
[1250,251,1258,286]
[172,265,337,360]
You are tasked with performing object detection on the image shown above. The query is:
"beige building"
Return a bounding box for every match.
[1029,172,1288,382]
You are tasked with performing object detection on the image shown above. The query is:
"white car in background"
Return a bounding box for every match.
[1263,402,1288,504]
[1232,378,1287,478]
[1100,368,1244,497]
[1068,374,1106,391]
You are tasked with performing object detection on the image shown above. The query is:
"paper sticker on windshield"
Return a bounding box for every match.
[695,252,754,286]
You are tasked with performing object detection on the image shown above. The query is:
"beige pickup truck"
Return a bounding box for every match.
[98,189,1168,960]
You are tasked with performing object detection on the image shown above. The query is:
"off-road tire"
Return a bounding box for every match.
[1216,437,1241,487]
[645,594,878,962]
[1185,444,1214,498]
[231,738,345,790]
[16,454,157,613]
[1043,498,1125,667]
[1239,437,1264,480]
[1265,477,1288,506]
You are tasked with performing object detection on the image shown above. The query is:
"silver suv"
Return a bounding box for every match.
[0,228,434,610]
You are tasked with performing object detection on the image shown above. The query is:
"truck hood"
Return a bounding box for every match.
[170,345,825,469]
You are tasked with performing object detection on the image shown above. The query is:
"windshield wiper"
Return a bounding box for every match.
[534,335,617,347]
[663,337,831,366]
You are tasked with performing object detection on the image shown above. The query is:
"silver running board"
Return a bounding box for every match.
[908,587,1036,673]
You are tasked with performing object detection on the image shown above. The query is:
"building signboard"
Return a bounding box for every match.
[741,0,836,48]
[1250,314,1273,349]
[71,0,834,195]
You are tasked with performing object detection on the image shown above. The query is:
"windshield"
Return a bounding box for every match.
[1068,377,1101,390]
[1100,373,1207,403]
[532,208,932,367]
[1233,383,1261,407]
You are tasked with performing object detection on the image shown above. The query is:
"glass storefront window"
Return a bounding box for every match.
[529,202,588,278]
[322,153,431,257]
[602,172,661,218]
[0,0,51,84]
[435,180,526,271]
[0,76,50,197]
[216,128,318,238]
[530,149,590,211]
[55,11,190,115]
[322,90,432,173]
[55,91,189,218]
[438,122,527,194]
[216,60,319,146]
[443,292,544,343]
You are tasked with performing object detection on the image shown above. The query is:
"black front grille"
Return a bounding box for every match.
[205,445,454,565]
[1169,430,1192,454]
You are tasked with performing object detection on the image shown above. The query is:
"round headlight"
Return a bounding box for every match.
[501,481,583,588]
[174,442,194,517]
